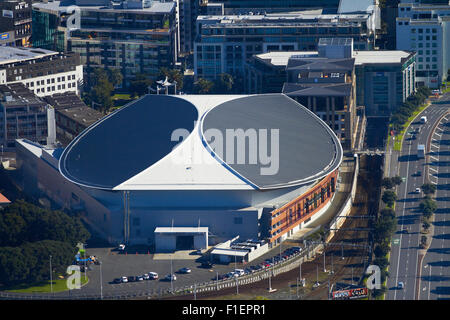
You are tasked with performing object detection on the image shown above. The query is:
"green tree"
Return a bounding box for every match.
[159,67,184,91]
[391,176,403,186]
[129,73,153,98]
[382,190,397,207]
[421,183,436,195]
[381,177,394,190]
[194,78,214,94]
[420,198,437,217]
[213,73,234,93]
[107,68,123,88]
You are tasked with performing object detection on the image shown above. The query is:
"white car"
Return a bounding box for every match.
[415,187,421,194]
[165,274,177,281]
[148,272,158,280]
[398,282,404,290]
[234,269,245,277]
[121,276,128,283]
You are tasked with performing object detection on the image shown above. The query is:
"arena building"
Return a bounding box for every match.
[57,93,342,250]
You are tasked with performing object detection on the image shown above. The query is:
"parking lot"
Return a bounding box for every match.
[69,244,304,297]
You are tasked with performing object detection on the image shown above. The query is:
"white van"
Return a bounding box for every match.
[420,116,427,124]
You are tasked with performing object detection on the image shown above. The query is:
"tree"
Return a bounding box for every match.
[391,176,403,186]
[90,78,114,112]
[129,73,153,98]
[107,68,123,88]
[381,177,394,190]
[382,190,397,207]
[374,242,391,258]
[159,67,184,91]
[194,78,214,94]
[420,198,437,217]
[213,73,234,93]
[421,183,436,195]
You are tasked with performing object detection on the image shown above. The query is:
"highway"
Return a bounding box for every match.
[418,108,450,300]
[386,94,450,300]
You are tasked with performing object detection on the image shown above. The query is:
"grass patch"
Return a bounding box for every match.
[5,275,88,293]
[391,102,430,152]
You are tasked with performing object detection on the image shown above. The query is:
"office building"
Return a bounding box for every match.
[246,39,416,118]
[0,83,55,149]
[43,92,104,146]
[396,0,450,87]
[194,7,380,80]
[32,0,178,87]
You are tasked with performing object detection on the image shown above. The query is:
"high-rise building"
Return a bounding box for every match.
[194,7,380,80]
[396,0,450,87]
[32,0,178,87]
[0,0,32,47]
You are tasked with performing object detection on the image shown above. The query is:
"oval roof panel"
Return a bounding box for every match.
[59,95,198,189]
[201,94,342,189]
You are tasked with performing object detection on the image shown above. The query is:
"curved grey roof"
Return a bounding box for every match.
[201,94,342,189]
[59,94,342,191]
[59,95,198,189]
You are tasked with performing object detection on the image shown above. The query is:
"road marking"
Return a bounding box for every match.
[431,144,440,149]
[434,133,442,137]
[429,167,438,172]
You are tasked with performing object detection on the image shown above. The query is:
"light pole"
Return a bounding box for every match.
[323,251,327,273]
[99,261,103,300]
[170,253,173,294]
[49,255,53,294]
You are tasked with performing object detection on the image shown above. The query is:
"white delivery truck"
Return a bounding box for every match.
[417,144,425,159]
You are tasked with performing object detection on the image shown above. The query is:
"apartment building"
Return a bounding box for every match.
[0,46,83,97]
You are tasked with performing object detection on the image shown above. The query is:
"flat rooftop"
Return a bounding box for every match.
[0,47,57,66]
[33,0,175,14]
[254,50,414,67]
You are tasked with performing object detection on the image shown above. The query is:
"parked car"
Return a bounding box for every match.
[234,269,245,277]
[178,267,192,274]
[113,278,122,284]
[118,244,125,251]
[164,274,177,281]
[136,275,144,281]
[121,276,128,283]
[142,273,150,280]
[398,282,404,290]
[128,276,136,282]
[415,187,421,194]
[148,272,158,280]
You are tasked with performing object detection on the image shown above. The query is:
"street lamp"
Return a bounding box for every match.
[49,255,53,293]
[99,261,103,300]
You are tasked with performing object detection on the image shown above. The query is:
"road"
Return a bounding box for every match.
[386,94,450,300]
[418,108,450,300]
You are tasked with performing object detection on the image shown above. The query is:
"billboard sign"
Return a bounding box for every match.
[332,287,368,300]
[2,10,13,18]
[0,33,10,40]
